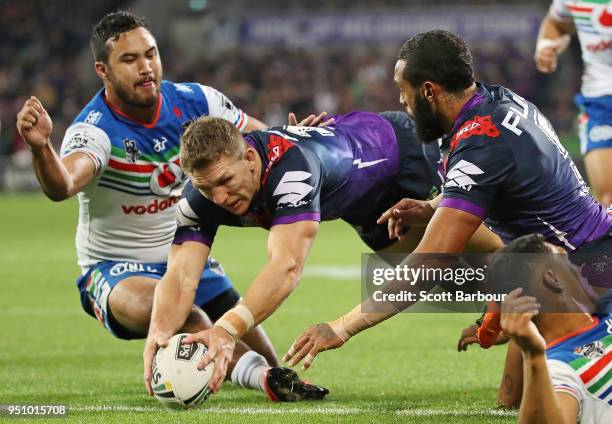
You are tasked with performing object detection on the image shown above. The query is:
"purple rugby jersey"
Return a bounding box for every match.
[172,111,442,250]
[439,83,611,251]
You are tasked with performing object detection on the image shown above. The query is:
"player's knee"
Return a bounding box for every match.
[107,282,155,332]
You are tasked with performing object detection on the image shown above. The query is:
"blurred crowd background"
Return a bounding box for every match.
[0,0,583,190]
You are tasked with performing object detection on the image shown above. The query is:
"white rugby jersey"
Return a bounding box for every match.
[60,81,248,270]
[546,314,612,423]
[550,0,612,97]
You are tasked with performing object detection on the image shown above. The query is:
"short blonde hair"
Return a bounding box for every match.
[180,116,244,173]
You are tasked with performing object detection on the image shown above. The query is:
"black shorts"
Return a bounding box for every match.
[342,111,442,251]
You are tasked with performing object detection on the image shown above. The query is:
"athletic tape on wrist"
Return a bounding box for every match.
[214,318,240,342]
[213,304,255,341]
[536,36,570,55]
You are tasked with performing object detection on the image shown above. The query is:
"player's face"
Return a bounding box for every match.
[190,150,259,215]
[103,27,162,108]
[394,60,445,144]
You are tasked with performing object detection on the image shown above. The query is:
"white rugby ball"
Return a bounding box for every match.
[151,333,213,408]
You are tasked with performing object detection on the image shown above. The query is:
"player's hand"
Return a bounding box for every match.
[283,322,347,370]
[143,333,170,396]
[500,288,545,357]
[457,323,479,351]
[457,323,509,351]
[535,46,559,73]
[377,198,435,239]
[16,96,53,150]
[288,112,335,127]
[182,327,235,393]
[534,35,570,74]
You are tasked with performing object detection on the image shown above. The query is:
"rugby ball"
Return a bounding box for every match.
[151,333,213,408]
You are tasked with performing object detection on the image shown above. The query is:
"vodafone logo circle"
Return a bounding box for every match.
[593,4,612,35]
[150,162,185,196]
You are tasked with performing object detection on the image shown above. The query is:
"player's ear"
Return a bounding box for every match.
[95,61,110,81]
[244,146,257,173]
[422,81,435,102]
[542,270,563,294]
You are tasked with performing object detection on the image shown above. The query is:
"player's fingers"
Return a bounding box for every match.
[459,335,478,351]
[209,358,227,393]
[21,113,37,125]
[283,333,310,362]
[393,219,404,240]
[299,114,316,126]
[288,112,297,126]
[309,112,328,127]
[143,344,156,396]
[320,117,335,127]
[19,121,33,131]
[198,345,217,370]
[387,216,396,239]
[505,297,538,313]
[30,96,46,113]
[377,207,394,225]
[182,331,206,345]
[158,338,169,348]
[537,57,556,73]
[509,302,540,315]
[286,340,314,367]
[29,98,45,114]
[302,345,321,370]
[503,288,523,301]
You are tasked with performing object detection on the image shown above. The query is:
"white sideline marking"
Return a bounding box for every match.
[71,406,365,414]
[70,405,518,416]
[302,265,360,280]
[396,408,518,417]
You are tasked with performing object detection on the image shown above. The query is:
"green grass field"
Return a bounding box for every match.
[0,193,518,423]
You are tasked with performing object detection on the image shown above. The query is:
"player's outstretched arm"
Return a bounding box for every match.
[243,115,268,132]
[16,96,95,201]
[285,206,483,369]
[535,12,574,74]
[182,220,319,393]
[143,241,210,395]
[500,289,579,424]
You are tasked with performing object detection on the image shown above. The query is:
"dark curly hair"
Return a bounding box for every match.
[90,11,150,63]
[398,30,474,93]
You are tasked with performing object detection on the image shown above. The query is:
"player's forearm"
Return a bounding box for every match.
[245,256,302,325]
[30,141,76,201]
[331,303,396,341]
[214,256,302,340]
[244,115,268,132]
[149,273,196,338]
[519,353,568,424]
[538,13,574,41]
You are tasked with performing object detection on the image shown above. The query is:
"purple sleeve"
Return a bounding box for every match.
[439,197,486,219]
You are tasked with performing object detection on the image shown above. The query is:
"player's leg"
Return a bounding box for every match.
[77,261,264,376]
[584,147,612,207]
[577,95,612,206]
[107,275,215,337]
